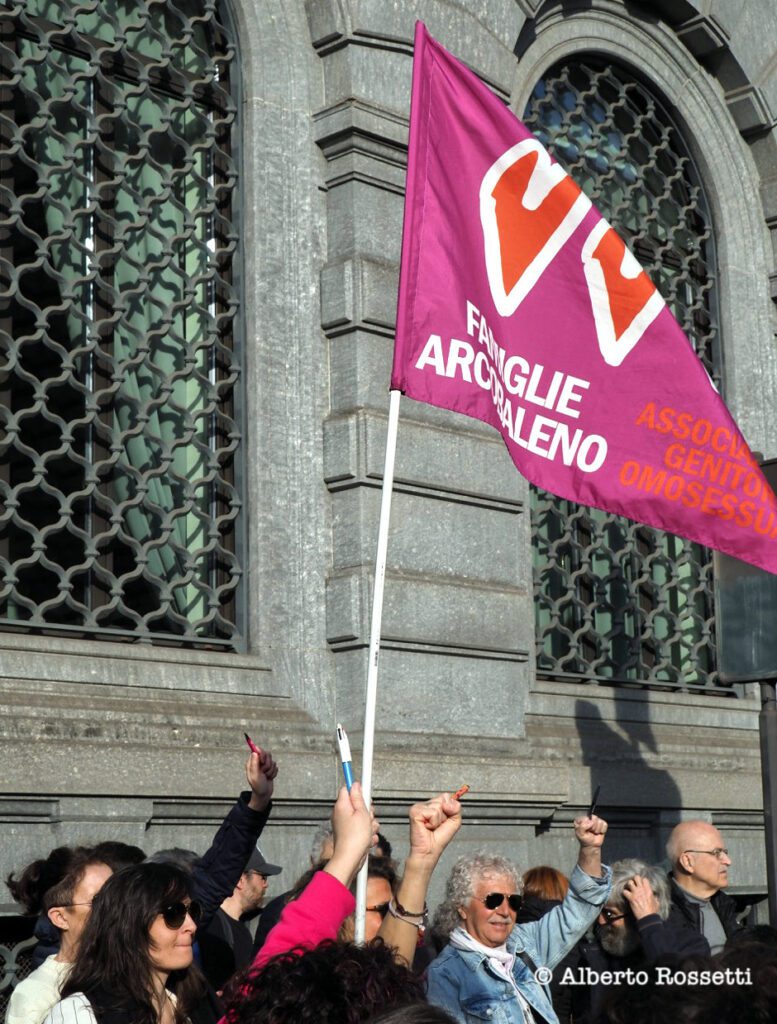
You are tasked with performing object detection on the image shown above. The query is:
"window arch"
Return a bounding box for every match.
[524,57,720,688]
[0,0,242,646]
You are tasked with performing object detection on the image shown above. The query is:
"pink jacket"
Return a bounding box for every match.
[254,870,355,967]
[219,870,355,1024]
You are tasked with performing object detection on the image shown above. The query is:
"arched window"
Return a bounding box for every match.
[524,58,720,688]
[0,0,242,646]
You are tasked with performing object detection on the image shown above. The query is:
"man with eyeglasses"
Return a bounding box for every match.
[568,858,709,1022]
[198,845,282,990]
[665,819,742,954]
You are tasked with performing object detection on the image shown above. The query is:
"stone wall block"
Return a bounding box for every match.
[326,567,528,655]
[323,408,525,506]
[330,486,523,585]
[333,645,529,739]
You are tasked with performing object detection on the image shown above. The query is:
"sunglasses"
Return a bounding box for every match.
[160,900,202,929]
[480,892,521,913]
[366,902,390,919]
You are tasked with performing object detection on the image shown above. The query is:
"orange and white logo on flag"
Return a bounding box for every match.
[480,139,664,366]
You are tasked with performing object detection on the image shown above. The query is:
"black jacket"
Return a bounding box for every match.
[667,875,742,948]
[192,793,272,930]
[572,912,710,1023]
[198,908,254,991]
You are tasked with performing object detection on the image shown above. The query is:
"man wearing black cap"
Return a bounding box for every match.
[199,845,283,990]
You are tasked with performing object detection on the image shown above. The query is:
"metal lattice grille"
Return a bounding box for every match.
[0,0,242,646]
[523,59,720,689]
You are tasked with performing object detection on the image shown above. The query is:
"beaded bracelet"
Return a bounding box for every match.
[388,897,428,928]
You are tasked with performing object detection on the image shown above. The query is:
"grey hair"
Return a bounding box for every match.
[310,823,334,863]
[431,852,522,939]
[609,858,670,920]
[145,847,200,872]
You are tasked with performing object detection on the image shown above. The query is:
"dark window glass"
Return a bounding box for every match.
[524,59,720,689]
[0,0,242,646]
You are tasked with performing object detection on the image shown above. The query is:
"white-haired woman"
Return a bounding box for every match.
[426,815,610,1024]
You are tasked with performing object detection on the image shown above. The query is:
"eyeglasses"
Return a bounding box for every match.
[366,902,390,919]
[480,892,521,913]
[683,848,729,860]
[600,908,627,924]
[57,901,95,908]
[160,900,202,929]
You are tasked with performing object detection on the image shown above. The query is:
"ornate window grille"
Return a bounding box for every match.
[0,0,242,646]
[523,59,721,689]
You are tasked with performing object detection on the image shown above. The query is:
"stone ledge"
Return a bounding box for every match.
[528,676,758,730]
[329,636,529,662]
[675,14,729,59]
[725,84,775,139]
[0,634,279,697]
[320,256,398,336]
[314,98,409,192]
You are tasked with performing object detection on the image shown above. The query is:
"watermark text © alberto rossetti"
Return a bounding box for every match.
[534,966,752,987]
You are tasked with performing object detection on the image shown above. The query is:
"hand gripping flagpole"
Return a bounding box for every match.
[354,387,401,943]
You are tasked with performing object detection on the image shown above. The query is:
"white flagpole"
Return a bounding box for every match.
[354,387,402,943]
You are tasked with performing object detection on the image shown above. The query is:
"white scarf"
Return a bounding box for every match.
[449,927,536,1023]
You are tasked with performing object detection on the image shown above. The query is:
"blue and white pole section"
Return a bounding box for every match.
[336,722,354,792]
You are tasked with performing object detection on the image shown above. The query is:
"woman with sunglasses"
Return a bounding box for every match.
[426,815,611,1024]
[42,862,221,1024]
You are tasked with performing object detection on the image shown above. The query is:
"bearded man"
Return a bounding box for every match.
[570,858,708,1022]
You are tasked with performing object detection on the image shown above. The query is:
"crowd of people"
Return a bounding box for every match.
[4,744,776,1024]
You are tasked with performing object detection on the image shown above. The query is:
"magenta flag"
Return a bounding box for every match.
[391,22,777,574]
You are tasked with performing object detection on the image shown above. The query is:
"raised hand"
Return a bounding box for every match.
[379,790,464,965]
[574,814,608,848]
[323,782,379,887]
[407,792,462,868]
[246,746,278,812]
[573,814,608,877]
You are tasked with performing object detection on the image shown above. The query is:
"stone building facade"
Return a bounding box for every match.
[2,0,777,926]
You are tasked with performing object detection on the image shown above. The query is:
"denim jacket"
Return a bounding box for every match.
[426,864,612,1024]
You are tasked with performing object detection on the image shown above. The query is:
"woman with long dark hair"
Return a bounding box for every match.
[43,862,220,1024]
